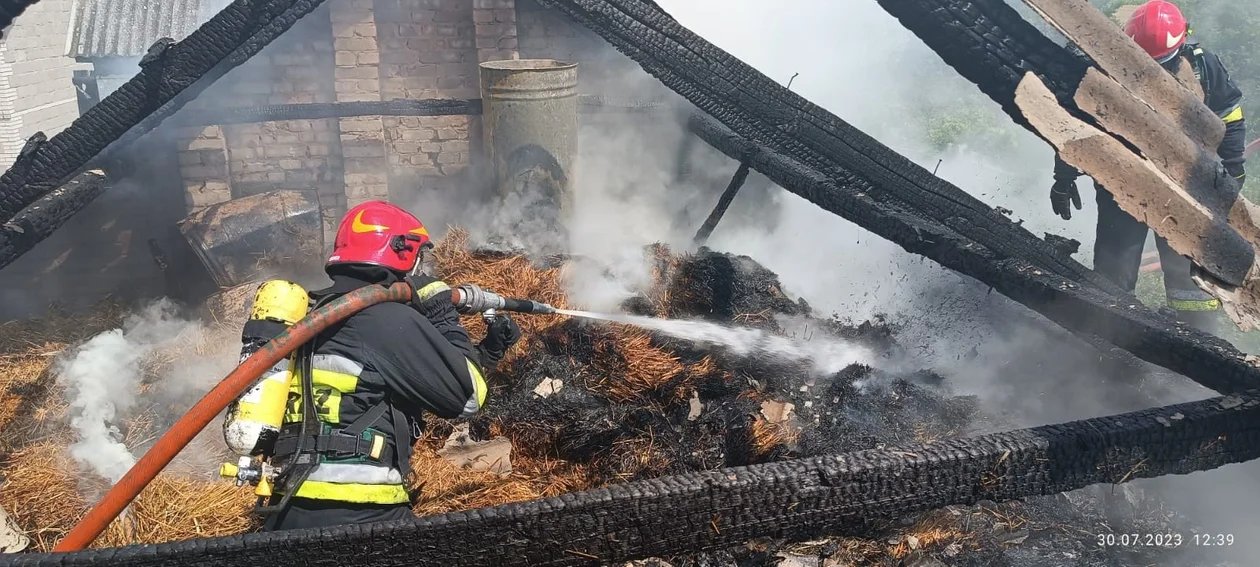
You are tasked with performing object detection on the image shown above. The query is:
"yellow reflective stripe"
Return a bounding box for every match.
[370,434,385,460]
[285,388,343,424]
[283,368,358,425]
[292,481,411,504]
[459,358,487,418]
[469,359,486,407]
[1167,298,1221,312]
[310,368,358,393]
[1222,106,1244,124]
[416,280,450,302]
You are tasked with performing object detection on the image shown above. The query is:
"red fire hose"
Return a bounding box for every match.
[52,281,414,552]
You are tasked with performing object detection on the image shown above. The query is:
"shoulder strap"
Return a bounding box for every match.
[1188,46,1209,95]
[390,404,417,504]
[341,401,391,437]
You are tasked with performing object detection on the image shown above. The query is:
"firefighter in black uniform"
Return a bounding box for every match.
[1049,0,1247,332]
[262,200,521,531]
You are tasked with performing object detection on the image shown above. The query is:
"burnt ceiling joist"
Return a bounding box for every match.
[530,0,1259,394]
[0,0,1256,563]
[7,390,1260,566]
[0,0,335,264]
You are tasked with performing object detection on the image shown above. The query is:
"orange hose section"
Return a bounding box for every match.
[52,281,414,552]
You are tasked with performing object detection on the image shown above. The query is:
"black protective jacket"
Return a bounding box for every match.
[306,273,485,434]
[262,270,487,529]
[1054,41,1247,182]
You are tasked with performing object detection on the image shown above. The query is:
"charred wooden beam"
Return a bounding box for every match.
[0,0,335,225]
[537,0,1119,291]
[174,98,483,125]
[0,171,108,269]
[874,0,1092,132]
[9,391,1260,566]
[692,160,752,246]
[687,114,1258,395]
[0,0,43,38]
[169,95,669,126]
[522,0,1258,393]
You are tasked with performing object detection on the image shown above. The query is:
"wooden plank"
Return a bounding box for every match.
[1020,0,1224,150]
[1073,68,1239,217]
[1015,71,1256,302]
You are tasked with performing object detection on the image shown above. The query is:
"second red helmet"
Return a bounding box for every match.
[1124,0,1188,63]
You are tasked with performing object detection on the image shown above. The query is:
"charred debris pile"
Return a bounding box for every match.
[0,228,1209,564]
[429,230,1208,566]
[432,229,974,483]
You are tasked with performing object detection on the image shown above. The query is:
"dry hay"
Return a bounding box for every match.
[0,297,252,551]
[747,418,800,461]
[0,443,256,552]
[581,326,687,403]
[407,422,594,516]
[0,300,128,449]
[0,228,981,561]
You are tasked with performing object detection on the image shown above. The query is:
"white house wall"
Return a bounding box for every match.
[0,0,81,169]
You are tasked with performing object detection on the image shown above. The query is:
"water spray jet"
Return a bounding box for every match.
[556,308,875,375]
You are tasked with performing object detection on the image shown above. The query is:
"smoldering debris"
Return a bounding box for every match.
[437,236,1230,566]
[0,302,252,551]
[0,229,1232,562]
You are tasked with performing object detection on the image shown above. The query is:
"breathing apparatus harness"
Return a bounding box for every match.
[221,279,421,518]
[259,286,421,516]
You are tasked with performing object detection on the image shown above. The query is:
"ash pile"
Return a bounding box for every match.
[432,231,1234,567]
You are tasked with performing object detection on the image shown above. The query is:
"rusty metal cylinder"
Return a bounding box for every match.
[479,59,579,233]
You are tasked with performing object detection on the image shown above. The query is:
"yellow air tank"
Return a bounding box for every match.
[222,280,310,457]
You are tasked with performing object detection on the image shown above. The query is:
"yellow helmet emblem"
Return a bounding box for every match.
[351,211,389,233]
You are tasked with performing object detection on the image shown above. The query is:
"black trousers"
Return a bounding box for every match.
[262,497,414,532]
[1093,185,1219,331]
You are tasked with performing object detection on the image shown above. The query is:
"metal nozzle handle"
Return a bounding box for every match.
[452,283,556,314]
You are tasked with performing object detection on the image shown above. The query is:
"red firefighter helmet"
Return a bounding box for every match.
[1124,1,1188,63]
[327,201,432,272]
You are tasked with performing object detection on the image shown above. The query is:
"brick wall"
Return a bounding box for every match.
[0,0,81,170]
[169,0,659,244]
[375,0,481,204]
[332,0,389,215]
[515,0,641,91]
[173,4,346,244]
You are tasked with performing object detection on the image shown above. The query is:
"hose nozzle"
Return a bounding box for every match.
[451,283,557,315]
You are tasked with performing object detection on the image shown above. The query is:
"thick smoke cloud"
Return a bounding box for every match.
[55,300,237,490]
[520,0,1256,559]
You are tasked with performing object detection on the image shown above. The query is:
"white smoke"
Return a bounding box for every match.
[55,299,235,485]
[58,329,141,483]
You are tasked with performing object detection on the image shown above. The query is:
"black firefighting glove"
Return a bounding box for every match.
[1050,178,1082,220]
[476,314,522,370]
[405,274,458,324]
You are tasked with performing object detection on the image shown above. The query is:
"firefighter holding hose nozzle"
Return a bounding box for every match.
[1048,0,1246,334]
[221,200,521,531]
